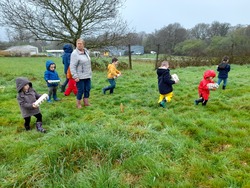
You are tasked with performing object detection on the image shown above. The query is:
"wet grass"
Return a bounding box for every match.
[0,57,250,187]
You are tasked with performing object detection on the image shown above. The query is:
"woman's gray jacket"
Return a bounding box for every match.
[70,48,92,80]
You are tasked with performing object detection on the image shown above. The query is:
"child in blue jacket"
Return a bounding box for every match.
[217,56,231,90]
[61,44,73,92]
[44,60,60,102]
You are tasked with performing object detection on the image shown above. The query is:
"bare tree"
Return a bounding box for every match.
[0,0,128,46]
[208,21,231,38]
[117,32,146,46]
[6,27,34,43]
[143,33,158,53]
[156,23,187,54]
[189,23,210,40]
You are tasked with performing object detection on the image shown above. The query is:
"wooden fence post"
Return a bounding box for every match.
[128,44,132,69]
[155,44,160,69]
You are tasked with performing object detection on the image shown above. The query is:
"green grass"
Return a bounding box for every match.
[0,57,250,187]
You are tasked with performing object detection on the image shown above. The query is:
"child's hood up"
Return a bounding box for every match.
[16,77,32,92]
[63,44,73,53]
[157,67,169,76]
[46,60,56,71]
[203,70,216,79]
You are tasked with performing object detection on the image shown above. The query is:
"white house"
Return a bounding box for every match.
[5,45,39,56]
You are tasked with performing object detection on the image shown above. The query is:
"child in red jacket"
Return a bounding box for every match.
[64,67,78,96]
[195,70,216,106]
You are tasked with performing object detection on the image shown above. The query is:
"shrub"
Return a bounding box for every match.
[0,50,11,57]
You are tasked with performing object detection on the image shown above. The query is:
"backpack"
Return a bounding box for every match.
[218,62,227,69]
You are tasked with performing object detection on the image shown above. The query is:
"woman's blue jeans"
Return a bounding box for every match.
[76,78,91,100]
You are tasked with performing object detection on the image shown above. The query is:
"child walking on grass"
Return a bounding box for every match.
[217,56,231,90]
[16,77,46,132]
[157,61,178,108]
[195,70,216,106]
[102,57,121,94]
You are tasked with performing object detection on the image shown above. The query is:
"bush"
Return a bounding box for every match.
[157,55,250,69]
[91,58,129,71]
[0,50,11,57]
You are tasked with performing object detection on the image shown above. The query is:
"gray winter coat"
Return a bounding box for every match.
[16,77,41,118]
[70,48,92,79]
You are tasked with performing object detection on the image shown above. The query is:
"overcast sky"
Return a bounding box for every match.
[120,0,250,33]
[1,0,249,41]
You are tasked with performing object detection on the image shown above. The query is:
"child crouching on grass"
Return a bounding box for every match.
[157,61,178,108]
[16,77,46,132]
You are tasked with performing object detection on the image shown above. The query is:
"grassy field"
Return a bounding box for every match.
[0,57,249,187]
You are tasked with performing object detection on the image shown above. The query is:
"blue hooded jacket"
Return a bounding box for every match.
[44,60,60,87]
[62,44,73,74]
[157,67,175,95]
[217,63,230,79]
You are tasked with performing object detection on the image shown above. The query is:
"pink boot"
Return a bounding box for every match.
[83,98,91,106]
[76,100,82,108]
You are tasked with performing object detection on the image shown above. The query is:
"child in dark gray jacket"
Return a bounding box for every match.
[16,77,46,132]
[217,56,231,90]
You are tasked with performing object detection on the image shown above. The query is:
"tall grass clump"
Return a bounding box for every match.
[0,57,250,187]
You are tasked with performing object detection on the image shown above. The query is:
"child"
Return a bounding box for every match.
[195,70,216,106]
[157,61,178,108]
[64,67,78,96]
[16,77,46,132]
[102,57,121,94]
[217,56,231,90]
[61,44,73,92]
[44,60,61,102]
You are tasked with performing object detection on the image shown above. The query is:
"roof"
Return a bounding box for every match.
[46,50,64,53]
[5,45,38,51]
[4,45,39,55]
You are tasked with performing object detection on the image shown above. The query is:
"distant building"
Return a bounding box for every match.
[46,50,64,57]
[131,45,144,55]
[89,50,101,57]
[103,45,144,56]
[5,45,38,56]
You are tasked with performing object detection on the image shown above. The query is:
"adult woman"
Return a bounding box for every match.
[70,39,92,108]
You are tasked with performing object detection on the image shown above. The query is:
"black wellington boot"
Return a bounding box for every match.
[24,124,31,131]
[202,100,208,106]
[60,85,65,93]
[36,122,46,133]
[195,98,203,105]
